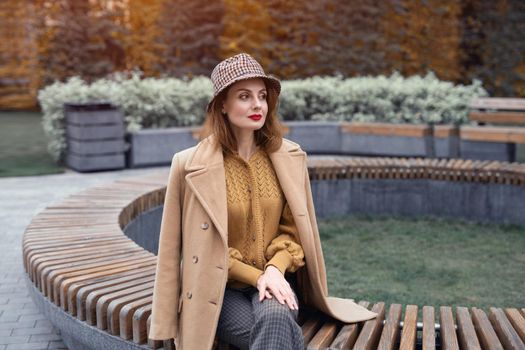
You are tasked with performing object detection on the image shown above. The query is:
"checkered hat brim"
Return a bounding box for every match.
[207,53,281,112]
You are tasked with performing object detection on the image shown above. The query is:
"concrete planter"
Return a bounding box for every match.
[65,102,126,172]
[460,126,520,162]
[128,126,202,167]
[340,122,434,157]
[433,125,459,158]
[283,121,342,154]
[310,178,525,226]
[125,122,525,168]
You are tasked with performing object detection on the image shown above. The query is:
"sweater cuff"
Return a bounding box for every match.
[229,259,264,287]
[264,249,293,275]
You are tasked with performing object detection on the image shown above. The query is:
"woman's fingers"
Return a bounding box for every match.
[267,284,298,310]
[260,266,298,310]
[257,275,267,302]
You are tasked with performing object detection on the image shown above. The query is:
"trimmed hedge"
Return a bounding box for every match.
[38,71,487,162]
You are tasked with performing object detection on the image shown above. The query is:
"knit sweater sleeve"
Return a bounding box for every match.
[228,247,264,287]
[264,202,306,275]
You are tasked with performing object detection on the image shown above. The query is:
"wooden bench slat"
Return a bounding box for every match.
[505,308,525,344]
[71,271,155,317]
[47,253,152,302]
[470,98,525,111]
[34,244,140,288]
[329,323,359,350]
[440,306,459,350]
[83,270,156,326]
[31,243,139,281]
[55,257,156,307]
[469,111,525,125]
[306,320,338,350]
[301,317,323,345]
[132,304,152,344]
[460,126,525,144]
[102,288,153,333]
[119,295,153,339]
[423,306,436,350]
[471,307,504,350]
[353,302,386,350]
[489,307,525,350]
[399,304,418,350]
[327,301,370,350]
[456,306,482,350]
[42,250,149,297]
[377,303,402,350]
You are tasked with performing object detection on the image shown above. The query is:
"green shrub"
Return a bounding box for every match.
[38,72,212,162]
[279,71,488,123]
[38,71,487,162]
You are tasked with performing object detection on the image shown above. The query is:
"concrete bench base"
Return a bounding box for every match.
[25,276,147,350]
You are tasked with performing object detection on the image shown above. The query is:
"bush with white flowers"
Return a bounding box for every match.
[38,71,487,162]
[278,71,487,124]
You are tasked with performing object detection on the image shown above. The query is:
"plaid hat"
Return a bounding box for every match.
[207,53,281,112]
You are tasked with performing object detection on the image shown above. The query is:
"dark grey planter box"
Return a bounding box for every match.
[460,140,515,161]
[310,178,525,227]
[340,122,434,157]
[433,125,459,158]
[67,153,126,172]
[283,121,342,154]
[69,139,126,156]
[459,126,522,162]
[128,127,201,167]
[65,102,126,172]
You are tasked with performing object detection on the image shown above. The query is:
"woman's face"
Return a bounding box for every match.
[222,78,268,134]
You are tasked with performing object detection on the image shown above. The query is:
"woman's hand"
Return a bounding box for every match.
[256,265,298,310]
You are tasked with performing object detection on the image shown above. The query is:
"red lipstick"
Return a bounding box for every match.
[248,114,262,121]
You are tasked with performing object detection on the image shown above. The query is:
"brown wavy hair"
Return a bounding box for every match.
[200,79,284,155]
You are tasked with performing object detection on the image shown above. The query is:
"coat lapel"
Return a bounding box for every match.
[184,134,308,245]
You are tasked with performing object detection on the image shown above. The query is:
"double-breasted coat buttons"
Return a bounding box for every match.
[192,256,198,263]
[200,222,209,230]
[187,291,192,299]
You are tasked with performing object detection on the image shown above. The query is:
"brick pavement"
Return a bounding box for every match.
[0,166,167,350]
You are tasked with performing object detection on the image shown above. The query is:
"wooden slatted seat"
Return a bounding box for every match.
[461,126,525,145]
[23,160,525,350]
[469,98,525,125]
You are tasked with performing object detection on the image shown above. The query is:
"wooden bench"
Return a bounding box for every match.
[23,159,525,349]
[469,98,525,125]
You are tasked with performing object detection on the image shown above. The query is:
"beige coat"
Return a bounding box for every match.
[150,134,377,349]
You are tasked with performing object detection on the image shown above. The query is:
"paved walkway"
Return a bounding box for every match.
[0,166,168,350]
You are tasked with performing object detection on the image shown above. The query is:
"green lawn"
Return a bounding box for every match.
[320,215,525,313]
[0,111,64,177]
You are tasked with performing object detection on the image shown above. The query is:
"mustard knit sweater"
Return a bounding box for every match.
[224,147,305,289]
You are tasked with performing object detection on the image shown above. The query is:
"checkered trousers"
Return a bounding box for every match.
[216,287,304,350]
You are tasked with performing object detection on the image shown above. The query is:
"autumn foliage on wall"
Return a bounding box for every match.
[0,0,524,110]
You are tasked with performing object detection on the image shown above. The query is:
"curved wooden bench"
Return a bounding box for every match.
[23,158,525,350]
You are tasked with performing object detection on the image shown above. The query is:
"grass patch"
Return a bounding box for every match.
[319,215,525,312]
[0,111,64,177]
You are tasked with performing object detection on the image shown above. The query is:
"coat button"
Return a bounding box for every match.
[192,256,198,263]
[201,222,209,230]
[251,260,256,266]
[187,291,192,299]
[247,186,252,193]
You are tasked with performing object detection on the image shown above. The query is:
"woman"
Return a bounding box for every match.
[149,53,377,350]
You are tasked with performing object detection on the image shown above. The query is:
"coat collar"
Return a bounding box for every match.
[184,134,307,245]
